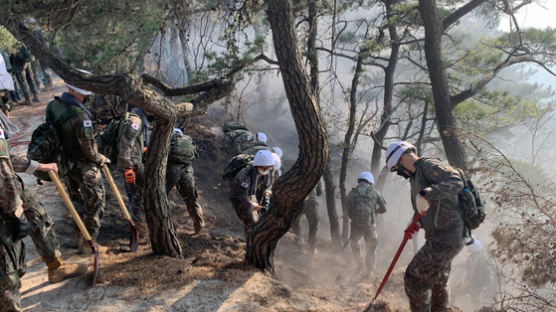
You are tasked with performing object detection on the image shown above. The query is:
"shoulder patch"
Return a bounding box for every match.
[241,181,249,189]
[131,123,140,131]
[83,120,92,127]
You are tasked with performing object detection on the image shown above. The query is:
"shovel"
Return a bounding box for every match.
[101,164,139,252]
[48,170,99,286]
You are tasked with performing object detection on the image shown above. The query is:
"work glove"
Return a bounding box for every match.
[416,193,429,214]
[124,168,136,185]
[142,147,147,154]
[11,216,30,241]
[404,220,420,240]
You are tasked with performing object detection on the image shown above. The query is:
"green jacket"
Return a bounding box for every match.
[346,182,387,225]
[409,157,464,233]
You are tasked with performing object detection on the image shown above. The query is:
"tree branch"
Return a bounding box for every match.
[443,0,488,30]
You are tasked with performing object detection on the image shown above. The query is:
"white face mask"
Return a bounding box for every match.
[257,168,271,176]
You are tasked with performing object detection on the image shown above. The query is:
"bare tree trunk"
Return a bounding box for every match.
[370,0,400,177]
[307,0,340,246]
[247,0,328,270]
[418,0,467,170]
[339,48,365,243]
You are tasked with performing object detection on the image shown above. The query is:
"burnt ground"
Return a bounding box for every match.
[7,79,467,311]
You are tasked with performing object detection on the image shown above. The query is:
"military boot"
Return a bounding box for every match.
[47,257,88,283]
[32,93,40,103]
[76,233,93,255]
[22,96,32,106]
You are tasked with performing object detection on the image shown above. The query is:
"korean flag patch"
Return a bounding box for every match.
[241,181,249,189]
[0,128,4,139]
[83,120,92,127]
[82,120,94,139]
[131,123,140,131]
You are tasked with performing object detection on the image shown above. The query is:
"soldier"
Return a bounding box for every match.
[292,181,322,255]
[25,18,53,89]
[241,132,272,156]
[46,74,109,252]
[385,141,465,312]
[346,171,386,276]
[222,122,253,155]
[116,108,148,228]
[10,44,39,105]
[166,128,205,234]
[229,150,274,239]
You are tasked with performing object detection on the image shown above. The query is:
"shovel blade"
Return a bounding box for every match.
[128,220,139,252]
[89,240,99,286]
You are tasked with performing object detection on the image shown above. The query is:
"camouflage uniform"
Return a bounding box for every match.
[0,126,25,312]
[241,142,272,156]
[11,46,38,101]
[292,183,321,252]
[229,165,273,238]
[405,157,464,312]
[346,182,387,272]
[116,113,145,222]
[224,129,253,155]
[47,93,106,239]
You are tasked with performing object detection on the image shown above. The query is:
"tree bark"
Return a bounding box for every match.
[370,0,400,178]
[247,0,328,270]
[418,0,467,170]
[322,162,340,244]
[339,48,365,243]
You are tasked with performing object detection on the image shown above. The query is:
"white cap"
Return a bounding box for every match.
[256,132,268,143]
[271,147,283,158]
[385,141,416,170]
[173,128,183,135]
[253,150,274,167]
[66,69,93,96]
[272,153,281,170]
[358,171,374,184]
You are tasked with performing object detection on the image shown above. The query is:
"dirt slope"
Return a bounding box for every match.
[8,81,439,312]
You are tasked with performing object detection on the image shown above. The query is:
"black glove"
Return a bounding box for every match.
[11,216,30,240]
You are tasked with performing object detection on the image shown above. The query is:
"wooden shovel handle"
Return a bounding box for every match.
[48,170,92,241]
[101,164,133,222]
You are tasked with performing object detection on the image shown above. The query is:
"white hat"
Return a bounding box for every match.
[271,147,283,158]
[385,141,416,170]
[173,128,183,135]
[256,132,268,143]
[272,153,281,170]
[253,150,274,167]
[66,69,93,96]
[358,171,374,184]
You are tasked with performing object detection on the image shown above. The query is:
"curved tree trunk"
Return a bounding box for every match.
[144,117,183,257]
[247,0,328,270]
[370,0,400,180]
[339,48,365,243]
[323,163,340,244]
[418,0,467,170]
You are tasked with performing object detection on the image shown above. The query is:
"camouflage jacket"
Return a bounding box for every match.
[346,182,387,225]
[229,165,273,209]
[0,126,23,217]
[117,113,143,169]
[410,157,464,233]
[241,143,272,156]
[46,95,104,164]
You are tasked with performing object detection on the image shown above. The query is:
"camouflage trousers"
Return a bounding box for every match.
[123,164,144,223]
[404,227,464,312]
[30,59,52,89]
[292,199,319,252]
[167,163,204,232]
[63,161,105,239]
[349,222,377,271]
[20,181,61,265]
[0,216,26,312]
[14,64,37,99]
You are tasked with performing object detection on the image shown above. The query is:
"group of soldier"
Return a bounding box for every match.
[2,65,471,311]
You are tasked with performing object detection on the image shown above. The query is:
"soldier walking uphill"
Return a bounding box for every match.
[10,44,39,105]
[46,74,109,252]
[229,150,274,239]
[386,141,465,312]
[346,171,387,277]
[166,128,205,234]
[292,181,322,255]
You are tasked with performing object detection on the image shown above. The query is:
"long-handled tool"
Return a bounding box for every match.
[101,164,139,252]
[48,170,99,286]
[364,211,423,311]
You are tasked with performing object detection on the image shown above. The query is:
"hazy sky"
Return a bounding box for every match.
[499,1,556,30]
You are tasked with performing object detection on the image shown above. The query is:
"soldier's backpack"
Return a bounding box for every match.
[348,186,374,224]
[95,117,124,164]
[222,153,253,180]
[457,169,486,230]
[27,98,80,181]
[223,121,248,133]
[168,133,196,164]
